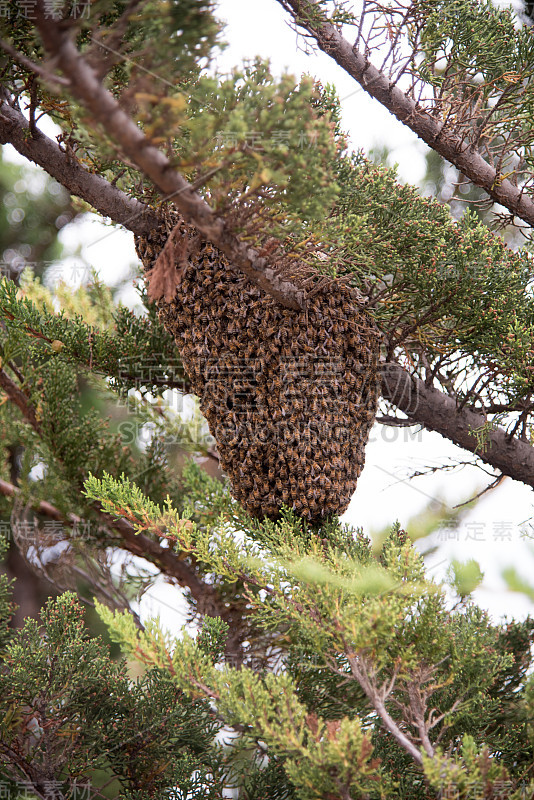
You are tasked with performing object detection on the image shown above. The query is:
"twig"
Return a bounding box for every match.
[452,473,505,509]
[0,368,41,433]
[0,38,70,86]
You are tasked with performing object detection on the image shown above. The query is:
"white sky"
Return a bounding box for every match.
[3,0,533,626]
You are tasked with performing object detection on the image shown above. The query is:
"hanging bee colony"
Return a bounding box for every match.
[136,213,380,522]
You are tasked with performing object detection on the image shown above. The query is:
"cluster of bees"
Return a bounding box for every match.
[136,214,380,522]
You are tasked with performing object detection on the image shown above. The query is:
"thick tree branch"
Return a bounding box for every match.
[381,363,534,489]
[32,9,306,311]
[0,95,159,235]
[278,0,534,229]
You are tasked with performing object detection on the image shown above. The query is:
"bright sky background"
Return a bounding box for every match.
[4,0,534,628]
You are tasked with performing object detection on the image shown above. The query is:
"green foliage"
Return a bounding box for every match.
[196,615,229,663]
[505,561,534,594]
[0,271,187,397]
[0,536,15,655]
[422,733,525,799]
[1,2,534,799]
[416,0,534,170]
[97,609,388,799]
[0,592,223,800]
[448,558,484,598]
[88,474,534,798]
[0,269,193,527]
[168,61,341,227]
[329,154,534,399]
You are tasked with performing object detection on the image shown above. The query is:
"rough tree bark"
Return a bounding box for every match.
[380,364,534,489]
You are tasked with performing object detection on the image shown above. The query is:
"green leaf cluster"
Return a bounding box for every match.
[87,472,534,799]
[0,591,223,800]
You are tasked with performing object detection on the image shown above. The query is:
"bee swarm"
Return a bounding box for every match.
[136,217,380,522]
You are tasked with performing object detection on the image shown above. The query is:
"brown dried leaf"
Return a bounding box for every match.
[146,225,189,302]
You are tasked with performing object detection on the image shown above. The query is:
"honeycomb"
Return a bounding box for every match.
[135,215,380,522]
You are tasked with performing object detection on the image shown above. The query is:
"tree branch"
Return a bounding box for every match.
[32,8,306,311]
[0,94,159,235]
[0,368,41,434]
[0,472,239,628]
[406,674,435,758]
[343,652,424,765]
[380,362,534,489]
[278,0,534,229]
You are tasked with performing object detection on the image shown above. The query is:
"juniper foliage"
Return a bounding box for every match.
[0,2,534,800]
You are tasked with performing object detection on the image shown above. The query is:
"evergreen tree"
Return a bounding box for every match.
[0,1,533,798]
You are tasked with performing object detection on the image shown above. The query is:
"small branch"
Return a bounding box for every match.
[376,414,418,428]
[0,38,70,86]
[344,652,424,765]
[452,474,505,508]
[0,368,41,433]
[84,0,145,79]
[406,678,435,758]
[0,477,64,519]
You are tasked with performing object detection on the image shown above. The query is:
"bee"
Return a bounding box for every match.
[294,464,305,482]
[283,428,293,443]
[332,459,343,475]
[271,375,282,393]
[272,407,282,423]
[317,473,328,490]
[253,356,265,374]
[299,494,310,513]
[301,442,311,461]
